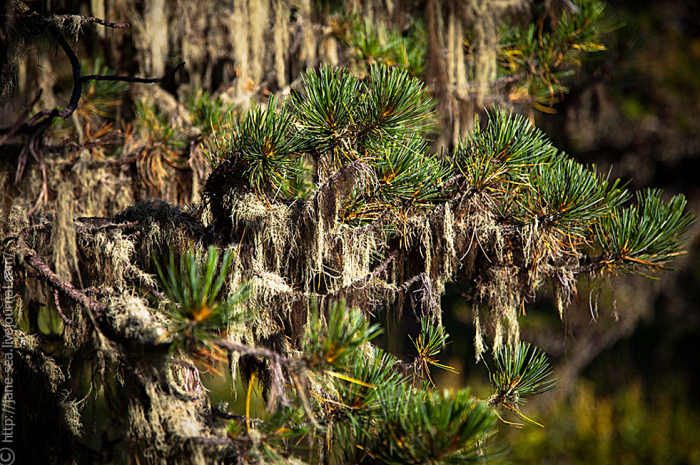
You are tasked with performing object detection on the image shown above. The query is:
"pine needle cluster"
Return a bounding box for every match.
[497,0,621,111]
[208,63,693,278]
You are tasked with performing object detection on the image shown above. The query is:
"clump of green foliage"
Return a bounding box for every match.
[207,63,693,275]
[6,2,696,464]
[327,12,426,77]
[151,247,542,463]
[153,246,249,358]
[496,0,620,111]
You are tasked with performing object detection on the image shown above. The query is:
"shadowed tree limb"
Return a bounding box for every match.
[1,14,185,213]
[0,14,185,139]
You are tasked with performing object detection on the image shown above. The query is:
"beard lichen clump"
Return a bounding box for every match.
[199,65,694,362]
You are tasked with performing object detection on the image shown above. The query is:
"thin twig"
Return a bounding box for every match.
[17,237,107,320]
[53,14,130,29]
[398,272,428,292]
[27,141,49,215]
[460,227,477,262]
[336,251,398,293]
[0,21,184,139]
[357,208,392,235]
[53,290,75,326]
[0,90,42,143]
[188,437,236,445]
[80,62,185,85]
[216,341,290,367]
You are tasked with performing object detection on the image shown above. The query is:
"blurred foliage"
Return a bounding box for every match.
[78,58,130,122]
[46,58,127,159]
[605,5,700,135]
[131,99,188,194]
[497,0,621,112]
[333,13,426,76]
[505,380,700,464]
[186,89,236,137]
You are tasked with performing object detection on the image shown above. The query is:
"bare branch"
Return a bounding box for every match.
[80,62,186,85]
[53,290,75,327]
[335,251,398,294]
[53,14,130,29]
[16,236,107,321]
[0,20,184,142]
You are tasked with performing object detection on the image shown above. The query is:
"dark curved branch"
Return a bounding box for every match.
[51,23,83,119]
[0,19,185,139]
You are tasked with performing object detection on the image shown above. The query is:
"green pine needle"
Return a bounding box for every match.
[303,300,383,372]
[333,348,405,428]
[454,109,555,192]
[374,387,498,464]
[152,246,250,355]
[360,64,435,143]
[235,95,306,196]
[594,188,696,274]
[290,65,362,157]
[410,317,458,387]
[487,342,557,427]
[518,156,631,245]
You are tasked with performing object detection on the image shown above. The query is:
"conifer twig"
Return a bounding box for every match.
[53,14,130,29]
[53,290,75,326]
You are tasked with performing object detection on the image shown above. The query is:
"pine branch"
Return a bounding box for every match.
[487,342,557,427]
[152,246,250,356]
[593,189,696,274]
